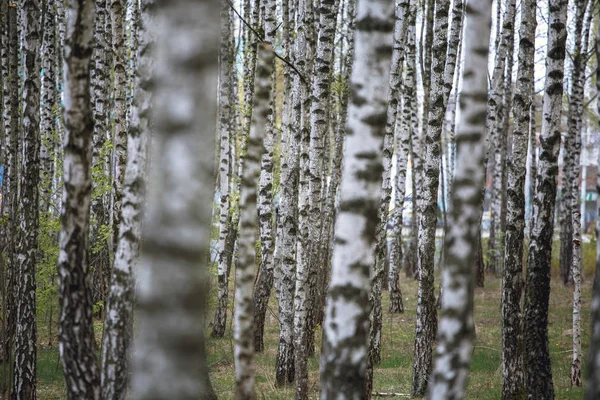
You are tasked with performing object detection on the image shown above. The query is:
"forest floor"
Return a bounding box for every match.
[5,238,597,399]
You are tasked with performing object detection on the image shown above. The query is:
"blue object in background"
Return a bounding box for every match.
[0,164,4,188]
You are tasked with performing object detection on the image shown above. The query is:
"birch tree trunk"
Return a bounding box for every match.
[428,1,492,397]
[320,0,394,397]
[212,0,235,340]
[101,0,150,394]
[412,0,450,395]
[501,0,536,397]
[523,0,568,397]
[14,0,42,396]
[58,0,101,397]
[253,0,278,353]
[586,37,600,395]
[274,0,298,385]
[131,0,219,398]
[234,43,274,400]
[570,0,592,386]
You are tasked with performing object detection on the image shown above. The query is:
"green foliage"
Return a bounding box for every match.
[91,139,113,202]
[36,210,60,323]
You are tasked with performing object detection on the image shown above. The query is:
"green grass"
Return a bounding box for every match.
[6,239,598,398]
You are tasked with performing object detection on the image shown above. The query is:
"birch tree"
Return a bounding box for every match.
[320,0,394,397]
[523,0,568,397]
[501,0,536,397]
[131,0,219,398]
[58,0,101,396]
[428,1,492,397]
[412,0,450,395]
[14,0,42,396]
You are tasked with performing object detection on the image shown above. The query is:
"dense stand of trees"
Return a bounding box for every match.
[1,0,600,399]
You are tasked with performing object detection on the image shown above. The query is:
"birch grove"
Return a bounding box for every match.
[0,0,599,398]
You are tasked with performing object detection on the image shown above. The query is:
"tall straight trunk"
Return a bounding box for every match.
[501,0,536,397]
[428,2,492,397]
[111,0,128,255]
[293,0,316,395]
[124,0,139,122]
[367,1,410,380]
[586,36,600,396]
[212,0,235,340]
[320,0,394,398]
[100,0,150,394]
[488,0,516,276]
[234,44,274,400]
[412,0,450,396]
[58,0,101,397]
[14,0,41,396]
[570,0,592,386]
[40,0,57,212]
[130,0,219,398]
[274,0,297,386]
[523,0,568,397]
[527,102,537,236]
[253,0,277,353]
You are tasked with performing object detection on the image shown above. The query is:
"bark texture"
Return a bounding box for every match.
[523,0,568,397]
[428,1,492,397]
[130,0,219,398]
[320,0,394,398]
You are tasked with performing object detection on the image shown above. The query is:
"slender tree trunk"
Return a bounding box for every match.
[58,0,101,397]
[14,0,42,396]
[125,0,139,123]
[501,0,536,397]
[428,2,492,397]
[320,0,394,398]
[212,0,235,340]
[234,43,274,400]
[274,0,297,386]
[101,0,150,394]
[253,0,278,353]
[523,0,568,397]
[412,0,450,396]
[131,0,219,398]
[527,102,537,237]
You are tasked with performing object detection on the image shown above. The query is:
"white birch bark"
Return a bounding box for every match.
[320,0,394,397]
[131,0,219,399]
[523,0,568,397]
[428,1,492,397]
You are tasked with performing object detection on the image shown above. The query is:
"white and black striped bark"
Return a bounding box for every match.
[125,0,139,122]
[253,0,278,353]
[14,0,41,396]
[367,2,410,381]
[523,0,568,397]
[428,1,492,397]
[101,0,150,396]
[586,36,600,396]
[273,0,297,385]
[131,0,219,398]
[212,0,235,340]
[320,0,394,398]
[501,0,536,397]
[234,43,274,400]
[111,0,128,255]
[58,0,101,397]
[412,0,450,396]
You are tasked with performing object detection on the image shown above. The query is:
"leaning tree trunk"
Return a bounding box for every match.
[320,0,394,398]
[367,2,410,380]
[586,36,600,396]
[14,0,42,396]
[412,0,450,396]
[570,0,592,386]
[212,0,235,340]
[130,0,219,398]
[234,43,274,400]
[273,0,297,386]
[100,0,150,394]
[501,0,536,397]
[58,0,102,397]
[428,1,492,397]
[253,0,278,353]
[523,0,568,398]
